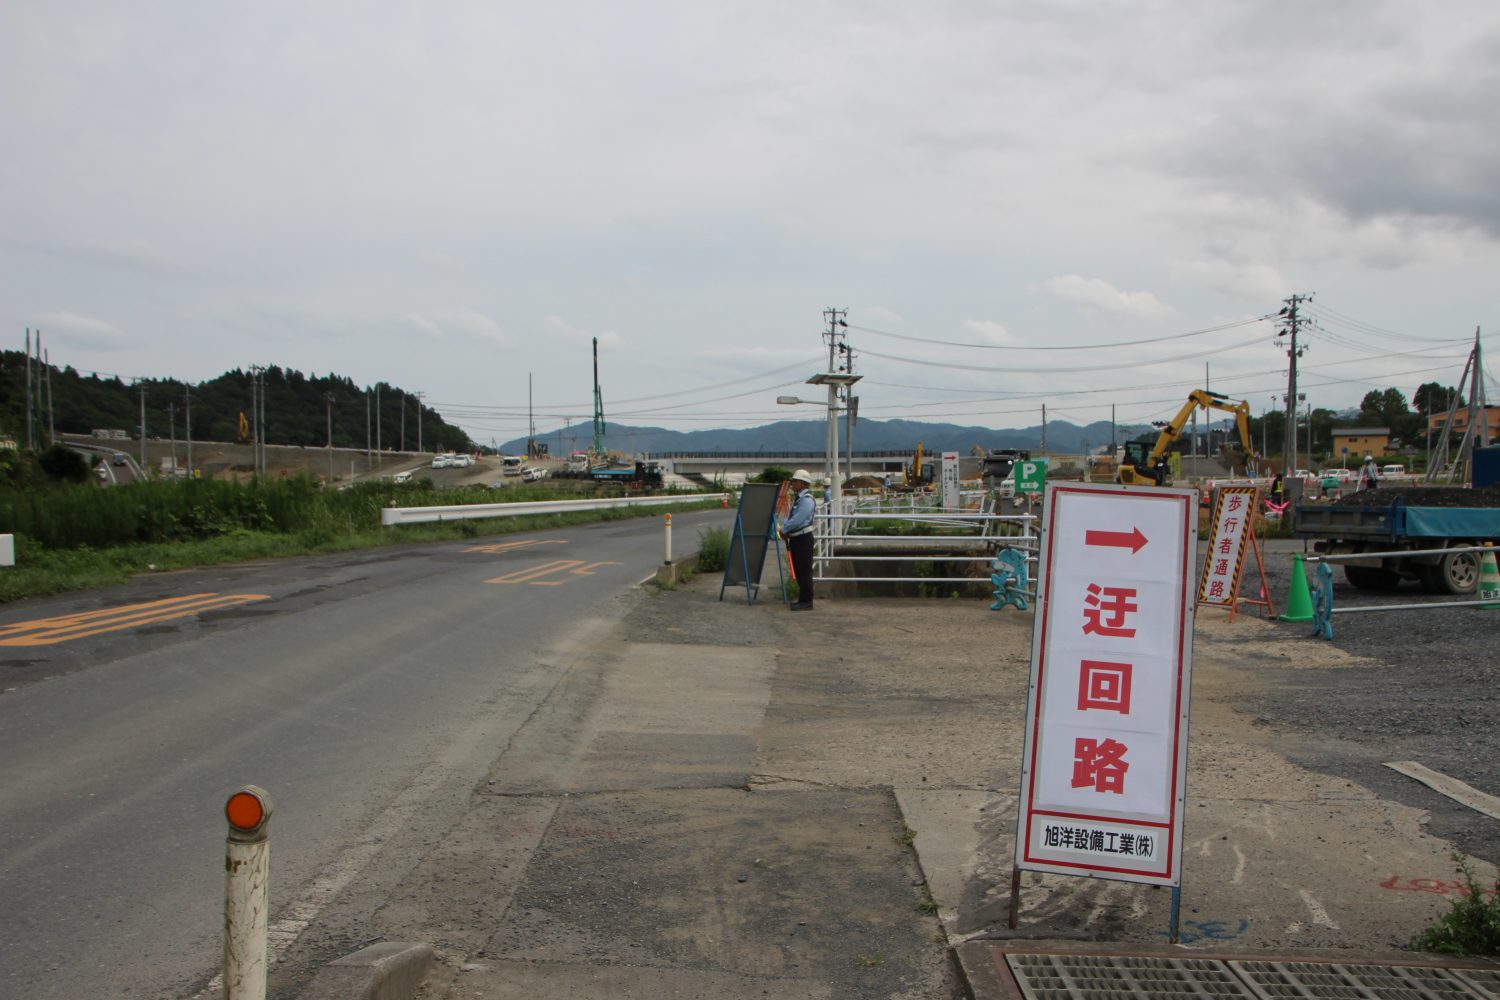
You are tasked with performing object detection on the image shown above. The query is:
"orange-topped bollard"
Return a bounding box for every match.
[664,513,673,566]
[224,785,273,1000]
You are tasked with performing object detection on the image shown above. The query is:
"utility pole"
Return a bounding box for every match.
[249,367,261,477]
[527,372,538,459]
[24,329,33,450]
[416,391,425,454]
[184,387,193,476]
[139,383,147,470]
[326,392,335,484]
[375,384,382,467]
[824,306,848,493]
[1041,404,1048,455]
[260,368,269,476]
[366,389,372,471]
[591,338,606,457]
[168,402,176,474]
[44,348,54,446]
[400,392,406,453]
[1276,293,1312,474]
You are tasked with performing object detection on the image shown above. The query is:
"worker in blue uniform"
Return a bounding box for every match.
[780,470,818,610]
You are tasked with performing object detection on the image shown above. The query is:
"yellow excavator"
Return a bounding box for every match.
[904,441,935,488]
[1118,389,1259,485]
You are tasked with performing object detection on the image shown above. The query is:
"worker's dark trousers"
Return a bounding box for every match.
[787,532,815,605]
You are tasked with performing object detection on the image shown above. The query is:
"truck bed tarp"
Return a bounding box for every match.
[1402,506,1500,538]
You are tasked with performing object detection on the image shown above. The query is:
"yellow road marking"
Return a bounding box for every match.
[0,593,271,646]
[463,539,568,554]
[484,560,622,586]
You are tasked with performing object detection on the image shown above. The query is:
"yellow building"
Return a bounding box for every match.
[1428,405,1500,438]
[1331,427,1390,458]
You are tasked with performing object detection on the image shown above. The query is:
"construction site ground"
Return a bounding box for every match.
[277,537,1500,999]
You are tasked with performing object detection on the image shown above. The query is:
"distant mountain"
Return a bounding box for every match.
[502,417,1153,458]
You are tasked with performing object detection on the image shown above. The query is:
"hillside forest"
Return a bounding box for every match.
[0,351,475,454]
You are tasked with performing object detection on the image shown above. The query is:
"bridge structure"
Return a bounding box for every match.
[656,450,915,483]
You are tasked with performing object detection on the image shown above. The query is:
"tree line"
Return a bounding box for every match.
[0,351,475,454]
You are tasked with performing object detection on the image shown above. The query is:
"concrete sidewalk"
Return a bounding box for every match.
[292,577,1500,999]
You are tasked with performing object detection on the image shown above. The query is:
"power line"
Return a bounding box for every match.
[857,336,1262,375]
[428,355,823,414]
[846,316,1269,351]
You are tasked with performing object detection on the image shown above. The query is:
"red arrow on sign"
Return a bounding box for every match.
[1085,527,1148,553]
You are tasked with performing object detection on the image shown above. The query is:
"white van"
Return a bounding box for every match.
[1381,464,1406,476]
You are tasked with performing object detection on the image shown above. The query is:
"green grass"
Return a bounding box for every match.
[0,488,724,603]
[694,525,730,573]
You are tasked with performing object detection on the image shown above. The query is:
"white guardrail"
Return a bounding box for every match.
[379,493,729,526]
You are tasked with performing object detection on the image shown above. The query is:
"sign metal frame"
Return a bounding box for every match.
[1013,481,1198,921]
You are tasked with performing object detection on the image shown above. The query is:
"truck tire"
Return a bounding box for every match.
[1422,548,1479,596]
[1343,565,1401,591]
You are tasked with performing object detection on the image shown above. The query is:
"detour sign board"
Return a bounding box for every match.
[1015,481,1198,886]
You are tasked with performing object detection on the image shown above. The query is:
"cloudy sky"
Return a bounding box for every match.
[3,1,1497,445]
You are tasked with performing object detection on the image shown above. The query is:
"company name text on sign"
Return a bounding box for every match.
[1016,482,1197,886]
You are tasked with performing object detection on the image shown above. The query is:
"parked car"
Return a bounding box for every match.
[450,454,474,468]
[521,466,549,482]
[1317,468,1353,482]
[1381,464,1406,476]
[431,454,452,468]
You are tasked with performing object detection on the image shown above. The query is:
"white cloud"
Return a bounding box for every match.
[403,314,445,340]
[1169,259,1288,304]
[32,311,127,349]
[11,238,185,278]
[858,305,905,328]
[962,320,1013,345]
[1041,276,1175,322]
[544,315,623,348]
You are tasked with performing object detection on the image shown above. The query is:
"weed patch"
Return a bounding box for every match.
[1411,855,1500,956]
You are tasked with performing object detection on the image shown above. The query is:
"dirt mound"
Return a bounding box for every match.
[1331,485,1500,507]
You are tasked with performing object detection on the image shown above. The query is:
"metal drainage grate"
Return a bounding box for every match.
[1006,954,1252,999]
[1230,960,1500,1000]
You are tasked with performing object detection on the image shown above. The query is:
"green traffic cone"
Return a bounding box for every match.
[1280,554,1315,622]
[1477,543,1500,610]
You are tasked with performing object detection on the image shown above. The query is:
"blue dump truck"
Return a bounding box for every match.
[1293,485,1500,594]
[589,460,664,490]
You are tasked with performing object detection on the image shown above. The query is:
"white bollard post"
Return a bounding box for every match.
[664,513,673,565]
[224,786,273,1000]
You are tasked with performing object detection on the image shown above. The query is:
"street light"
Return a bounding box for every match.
[778,372,861,531]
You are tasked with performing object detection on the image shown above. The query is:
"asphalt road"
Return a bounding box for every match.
[0,507,734,999]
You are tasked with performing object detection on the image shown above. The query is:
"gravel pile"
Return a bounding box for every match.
[1323,485,1500,507]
